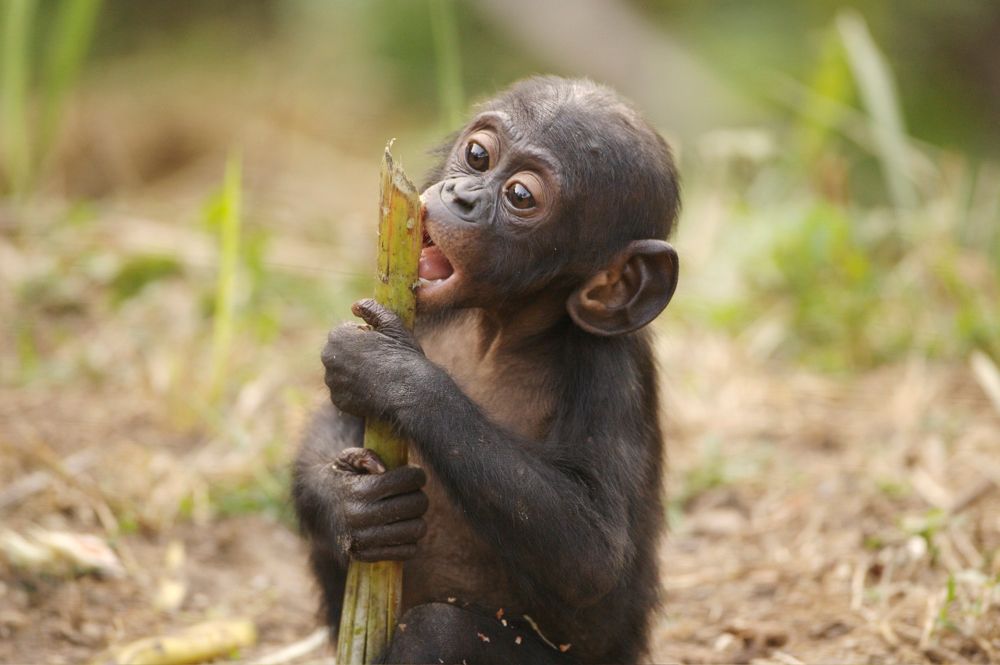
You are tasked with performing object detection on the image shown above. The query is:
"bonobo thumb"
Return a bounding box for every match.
[333,447,386,475]
[351,298,421,351]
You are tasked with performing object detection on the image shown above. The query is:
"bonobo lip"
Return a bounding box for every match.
[416,195,462,307]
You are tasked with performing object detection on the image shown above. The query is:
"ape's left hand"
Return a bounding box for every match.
[322,299,431,419]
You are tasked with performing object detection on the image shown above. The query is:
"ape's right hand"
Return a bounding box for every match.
[326,447,428,562]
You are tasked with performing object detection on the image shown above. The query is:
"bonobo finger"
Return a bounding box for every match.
[345,490,429,529]
[333,448,386,475]
[351,299,419,349]
[351,518,427,550]
[351,298,398,331]
[321,324,362,368]
[351,543,418,562]
[352,465,427,501]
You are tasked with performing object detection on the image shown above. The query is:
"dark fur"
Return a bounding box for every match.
[293,77,679,664]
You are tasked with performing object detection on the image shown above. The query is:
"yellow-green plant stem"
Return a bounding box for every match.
[2,0,37,197]
[38,0,102,168]
[337,145,422,664]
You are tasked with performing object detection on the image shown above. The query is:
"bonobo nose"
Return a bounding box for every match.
[442,178,484,221]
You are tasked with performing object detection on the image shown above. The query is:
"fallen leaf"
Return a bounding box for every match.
[30,529,125,578]
[90,619,256,665]
[1,528,125,578]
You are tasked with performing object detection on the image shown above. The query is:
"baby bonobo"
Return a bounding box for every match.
[293,76,680,664]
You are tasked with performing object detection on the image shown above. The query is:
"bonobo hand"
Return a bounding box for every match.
[322,299,429,419]
[327,447,428,562]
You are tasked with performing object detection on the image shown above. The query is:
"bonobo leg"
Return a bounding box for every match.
[380,602,576,665]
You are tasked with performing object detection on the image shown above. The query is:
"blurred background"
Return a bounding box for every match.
[1,2,998,663]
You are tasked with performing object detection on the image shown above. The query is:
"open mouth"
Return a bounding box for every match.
[418,229,455,286]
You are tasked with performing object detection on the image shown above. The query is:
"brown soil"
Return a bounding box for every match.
[3,335,998,664]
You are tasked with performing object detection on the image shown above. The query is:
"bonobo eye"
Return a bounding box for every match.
[502,172,546,214]
[463,131,498,172]
[466,141,489,171]
[505,181,534,209]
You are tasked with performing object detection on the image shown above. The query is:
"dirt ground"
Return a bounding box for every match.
[3,330,999,664]
[2,80,999,665]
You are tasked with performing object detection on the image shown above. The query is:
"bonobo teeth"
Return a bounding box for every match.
[418,277,447,287]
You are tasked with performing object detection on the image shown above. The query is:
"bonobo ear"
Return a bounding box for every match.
[567,240,679,336]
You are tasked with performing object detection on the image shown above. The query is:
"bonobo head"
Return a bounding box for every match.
[419,76,679,336]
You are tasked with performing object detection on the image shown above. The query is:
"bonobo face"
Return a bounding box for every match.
[418,111,564,311]
[418,77,680,322]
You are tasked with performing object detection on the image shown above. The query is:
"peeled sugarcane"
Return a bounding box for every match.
[337,143,423,665]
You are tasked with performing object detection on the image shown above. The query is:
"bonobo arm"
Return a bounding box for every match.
[293,404,362,559]
[324,300,645,609]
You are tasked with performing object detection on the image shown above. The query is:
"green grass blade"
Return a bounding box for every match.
[794,27,852,164]
[837,9,917,211]
[428,0,463,129]
[37,0,102,166]
[2,0,38,197]
[208,152,243,401]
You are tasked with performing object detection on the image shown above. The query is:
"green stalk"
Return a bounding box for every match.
[37,0,102,168]
[337,145,422,664]
[2,0,37,197]
[208,153,242,401]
